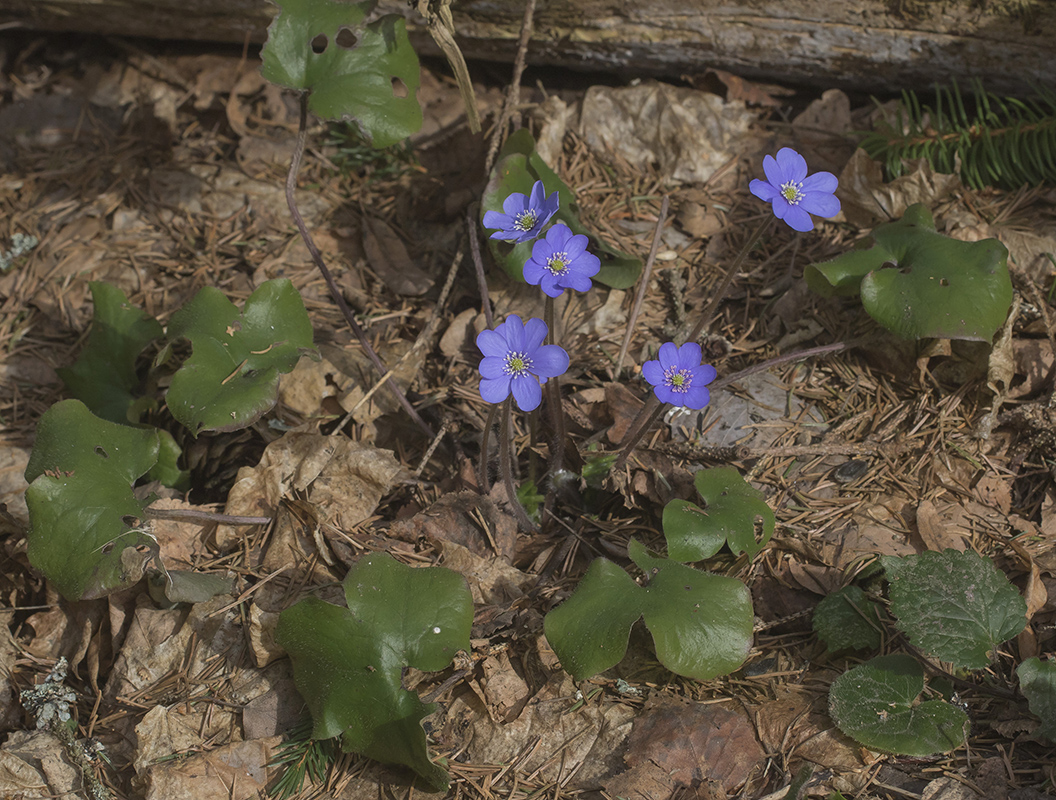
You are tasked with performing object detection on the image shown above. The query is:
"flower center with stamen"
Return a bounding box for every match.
[546,252,569,274]
[504,351,533,376]
[514,211,538,232]
[664,367,692,393]
[780,180,803,205]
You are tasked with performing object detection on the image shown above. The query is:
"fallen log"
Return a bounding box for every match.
[2,0,1051,95]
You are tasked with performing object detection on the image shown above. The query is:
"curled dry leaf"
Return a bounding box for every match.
[361,214,434,297]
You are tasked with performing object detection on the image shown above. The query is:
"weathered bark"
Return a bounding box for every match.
[2,0,1052,95]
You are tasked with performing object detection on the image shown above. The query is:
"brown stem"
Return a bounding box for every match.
[500,397,538,533]
[615,195,669,377]
[145,507,271,526]
[286,93,433,438]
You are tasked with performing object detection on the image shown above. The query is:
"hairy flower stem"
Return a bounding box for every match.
[613,339,860,473]
[500,397,538,532]
[287,94,433,439]
[543,295,567,469]
[478,403,498,493]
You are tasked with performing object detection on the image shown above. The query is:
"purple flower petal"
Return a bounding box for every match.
[762,154,784,188]
[477,328,508,358]
[511,375,542,411]
[800,172,838,193]
[478,356,506,379]
[480,376,511,404]
[502,314,526,352]
[641,360,664,386]
[682,386,711,410]
[783,205,814,232]
[677,342,703,367]
[657,341,680,370]
[533,344,569,378]
[775,147,807,182]
[539,274,562,297]
[749,179,779,202]
[801,192,841,218]
[502,191,528,216]
[565,234,588,258]
[523,317,549,351]
[695,363,718,385]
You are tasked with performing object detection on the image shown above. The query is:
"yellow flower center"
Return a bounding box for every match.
[514,211,538,231]
[547,253,569,274]
[664,367,691,393]
[504,351,532,376]
[780,180,803,205]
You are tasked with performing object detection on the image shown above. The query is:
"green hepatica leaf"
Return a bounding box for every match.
[1017,657,1056,742]
[806,203,1012,341]
[663,467,775,561]
[24,400,160,600]
[543,539,753,682]
[57,282,163,424]
[482,129,642,289]
[812,586,883,653]
[882,549,1026,669]
[166,279,316,435]
[261,0,421,148]
[276,553,472,792]
[829,654,967,756]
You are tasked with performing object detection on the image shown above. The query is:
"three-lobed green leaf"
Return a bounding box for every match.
[882,548,1026,669]
[276,554,473,792]
[829,654,968,756]
[24,400,161,600]
[806,204,1012,341]
[57,282,163,424]
[543,539,753,682]
[663,467,775,561]
[165,279,316,435]
[261,0,422,148]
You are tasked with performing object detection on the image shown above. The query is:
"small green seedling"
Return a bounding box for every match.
[813,586,883,653]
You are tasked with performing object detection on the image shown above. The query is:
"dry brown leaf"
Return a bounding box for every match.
[134,703,242,777]
[361,214,434,296]
[1008,339,1056,400]
[388,491,517,562]
[703,68,794,107]
[218,431,408,547]
[914,499,968,552]
[142,738,280,800]
[753,686,864,772]
[614,697,765,794]
[478,650,531,722]
[0,730,80,799]
[837,149,963,228]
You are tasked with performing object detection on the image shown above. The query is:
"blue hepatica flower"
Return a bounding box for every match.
[524,223,601,298]
[477,314,570,412]
[749,147,840,233]
[482,180,560,244]
[642,342,717,410]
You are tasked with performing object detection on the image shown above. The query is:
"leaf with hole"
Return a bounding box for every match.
[1017,657,1056,743]
[543,539,753,681]
[829,654,967,756]
[806,204,1012,341]
[261,0,422,147]
[882,548,1026,669]
[813,586,883,653]
[277,553,472,791]
[165,279,317,435]
[482,129,642,289]
[663,467,775,562]
[24,400,161,600]
[57,282,163,425]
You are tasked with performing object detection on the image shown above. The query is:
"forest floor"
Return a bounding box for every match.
[0,31,1055,800]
